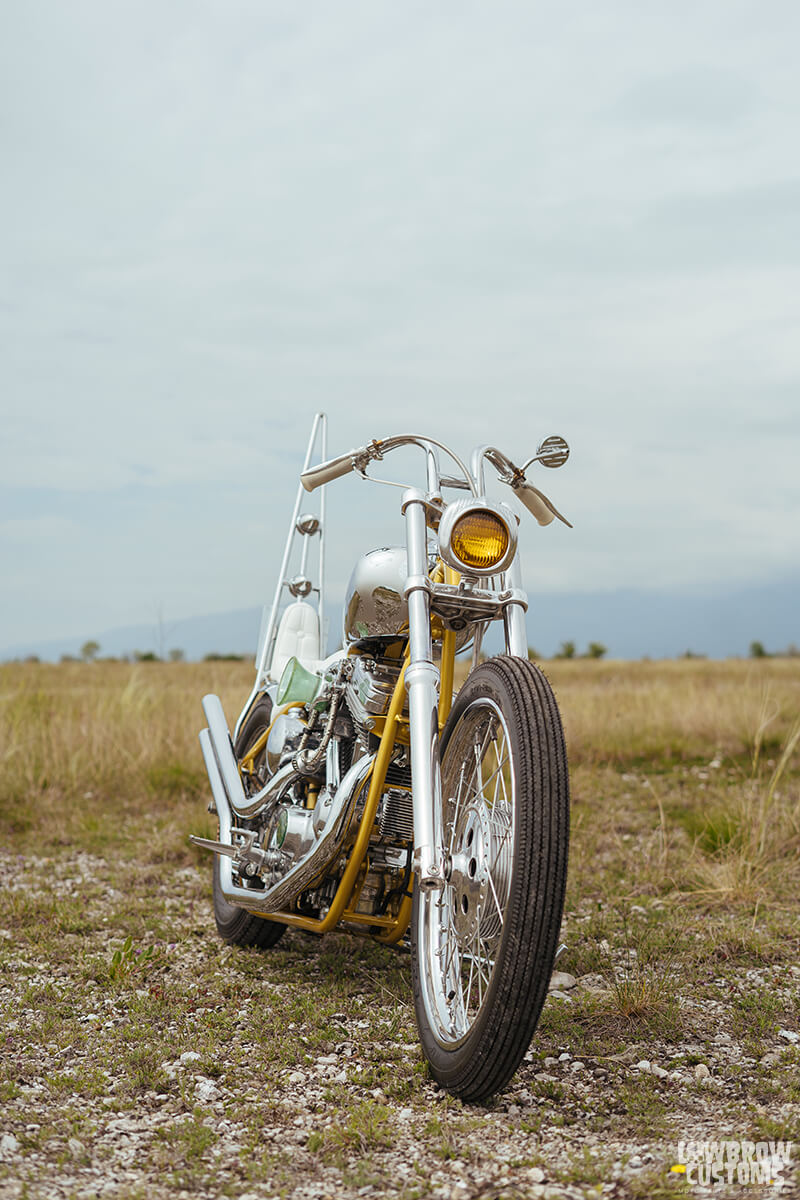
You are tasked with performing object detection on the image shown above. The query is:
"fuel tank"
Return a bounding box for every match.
[343,547,408,643]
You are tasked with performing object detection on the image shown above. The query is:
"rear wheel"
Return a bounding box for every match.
[212,696,286,949]
[411,655,569,1102]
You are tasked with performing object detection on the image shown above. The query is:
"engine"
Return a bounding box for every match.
[345,652,407,735]
[228,649,414,925]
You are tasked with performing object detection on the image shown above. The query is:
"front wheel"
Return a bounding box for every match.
[411,655,569,1102]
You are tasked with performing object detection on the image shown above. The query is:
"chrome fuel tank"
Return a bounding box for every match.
[343,547,408,643]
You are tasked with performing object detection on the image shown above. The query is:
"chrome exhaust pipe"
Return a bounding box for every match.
[201,693,297,819]
[199,727,233,844]
[201,751,374,916]
[201,694,247,812]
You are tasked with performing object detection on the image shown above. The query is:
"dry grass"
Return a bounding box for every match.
[1,655,799,1197]
[541,657,800,769]
[2,656,798,899]
[0,660,253,857]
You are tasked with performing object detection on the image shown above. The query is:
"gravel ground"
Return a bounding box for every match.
[1,851,798,1200]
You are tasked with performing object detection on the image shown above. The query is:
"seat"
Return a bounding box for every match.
[269,601,321,681]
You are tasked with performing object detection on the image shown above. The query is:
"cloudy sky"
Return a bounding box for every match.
[2,1,798,650]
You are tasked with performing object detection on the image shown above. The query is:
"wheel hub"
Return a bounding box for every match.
[447,798,511,944]
[449,801,490,941]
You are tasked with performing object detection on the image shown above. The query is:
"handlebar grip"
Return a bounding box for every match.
[514,483,556,527]
[301,450,359,492]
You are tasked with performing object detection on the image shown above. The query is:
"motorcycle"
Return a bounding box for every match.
[191,414,571,1102]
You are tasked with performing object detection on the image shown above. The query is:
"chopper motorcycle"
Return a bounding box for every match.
[191,415,571,1102]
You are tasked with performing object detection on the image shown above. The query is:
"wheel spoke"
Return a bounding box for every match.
[463,752,507,805]
[465,947,476,1014]
[448,763,468,855]
[484,865,504,929]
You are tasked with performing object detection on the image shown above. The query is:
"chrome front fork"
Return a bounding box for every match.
[403,489,447,890]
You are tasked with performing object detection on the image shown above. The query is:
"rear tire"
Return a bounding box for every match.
[212,696,286,950]
[411,655,569,1102]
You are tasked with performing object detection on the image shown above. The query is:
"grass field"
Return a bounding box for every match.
[1,658,798,1199]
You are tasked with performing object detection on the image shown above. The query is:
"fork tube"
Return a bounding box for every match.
[503,551,529,658]
[402,489,446,890]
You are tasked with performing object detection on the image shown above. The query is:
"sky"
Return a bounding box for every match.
[2,1,799,652]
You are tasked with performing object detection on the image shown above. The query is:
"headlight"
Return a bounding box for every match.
[438,500,517,575]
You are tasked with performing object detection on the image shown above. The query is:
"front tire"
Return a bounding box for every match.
[411,656,569,1102]
[212,696,286,950]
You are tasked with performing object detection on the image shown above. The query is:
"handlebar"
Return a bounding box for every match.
[511,481,572,528]
[300,433,571,526]
[301,449,361,492]
[514,483,555,527]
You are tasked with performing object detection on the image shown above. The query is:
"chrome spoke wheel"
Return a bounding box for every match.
[411,656,570,1101]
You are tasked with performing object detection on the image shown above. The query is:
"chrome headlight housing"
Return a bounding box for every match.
[438,499,518,576]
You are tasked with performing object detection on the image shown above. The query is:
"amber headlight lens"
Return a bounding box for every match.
[450,511,510,570]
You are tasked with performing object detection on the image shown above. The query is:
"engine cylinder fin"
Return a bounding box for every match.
[379,788,414,842]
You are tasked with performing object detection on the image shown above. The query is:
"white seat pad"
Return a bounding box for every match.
[269,601,321,681]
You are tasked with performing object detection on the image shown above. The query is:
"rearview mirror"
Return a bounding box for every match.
[536,435,570,468]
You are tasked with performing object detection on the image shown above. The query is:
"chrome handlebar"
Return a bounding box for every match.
[300,433,571,527]
[300,449,361,491]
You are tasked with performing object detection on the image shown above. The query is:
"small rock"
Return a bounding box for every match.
[694,1063,710,1081]
[651,1065,669,1079]
[635,1060,651,1073]
[570,1061,586,1073]
[544,1056,558,1068]
[398,1107,415,1122]
[608,1047,640,1064]
[760,1052,780,1066]
[529,1167,545,1183]
[558,1052,572,1063]
[68,1137,84,1159]
[630,905,647,915]
[194,1077,220,1104]
[549,971,577,991]
[779,1029,799,1044]
[628,1154,643,1169]
[286,1070,305,1085]
[535,1072,557,1083]
[549,990,573,1001]
[179,1051,202,1065]
[0,1133,19,1157]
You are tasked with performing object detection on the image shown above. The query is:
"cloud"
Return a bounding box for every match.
[0,515,79,543]
[1,1,799,643]
[615,68,758,125]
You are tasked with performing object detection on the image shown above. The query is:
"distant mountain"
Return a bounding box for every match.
[1,607,266,664]
[521,575,798,660]
[2,574,797,663]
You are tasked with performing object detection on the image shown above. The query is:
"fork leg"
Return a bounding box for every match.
[403,488,446,890]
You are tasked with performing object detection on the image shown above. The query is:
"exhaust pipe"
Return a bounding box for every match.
[199,726,233,845]
[195,733,374,916]
[200,693,297,819]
